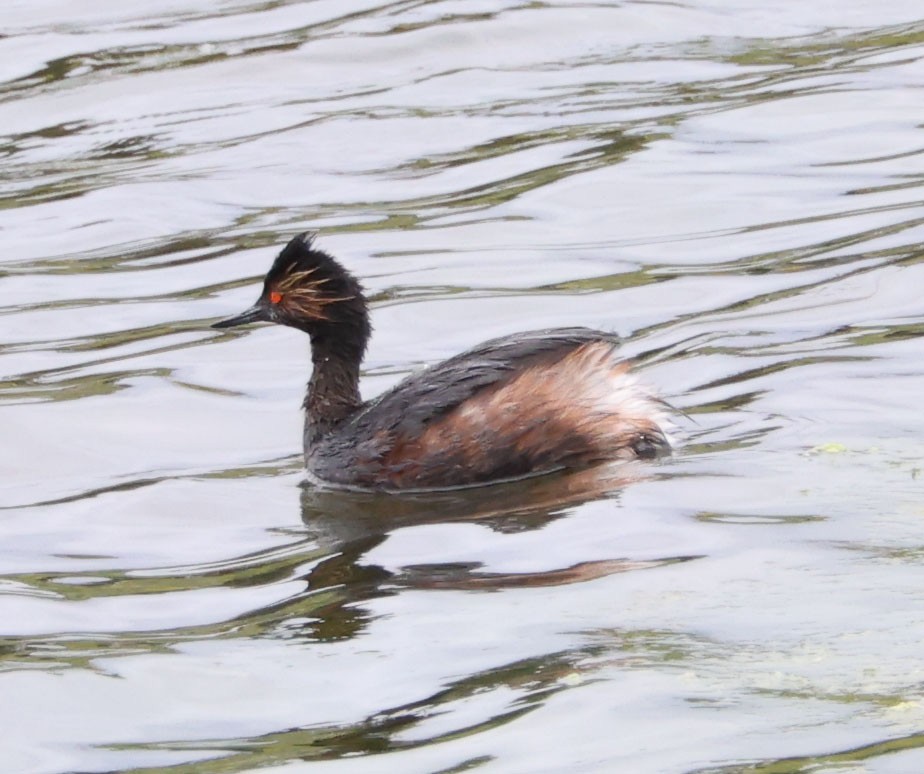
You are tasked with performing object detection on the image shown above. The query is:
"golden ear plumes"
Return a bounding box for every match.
[274,267,355,322]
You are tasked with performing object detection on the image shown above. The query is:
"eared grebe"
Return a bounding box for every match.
[213,233,670,490]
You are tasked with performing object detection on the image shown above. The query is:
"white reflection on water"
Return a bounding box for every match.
[2,1,924,772]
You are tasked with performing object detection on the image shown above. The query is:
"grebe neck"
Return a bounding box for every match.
[303,332,365,445]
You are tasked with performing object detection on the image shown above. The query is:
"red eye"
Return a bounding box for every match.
[269,291,283,304]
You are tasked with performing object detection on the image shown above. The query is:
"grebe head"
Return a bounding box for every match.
[213,232,370,356]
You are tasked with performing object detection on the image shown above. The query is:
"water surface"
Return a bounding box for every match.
[2,2,924,772]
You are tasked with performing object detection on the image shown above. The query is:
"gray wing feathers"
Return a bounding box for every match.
[354,327,619,437]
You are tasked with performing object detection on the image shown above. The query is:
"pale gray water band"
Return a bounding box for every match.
[2,2,924,773]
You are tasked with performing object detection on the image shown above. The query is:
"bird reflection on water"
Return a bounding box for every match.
[288,464,698,643]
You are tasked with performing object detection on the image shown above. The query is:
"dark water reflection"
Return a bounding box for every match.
[299,468,698,615]
[3,1,924,772]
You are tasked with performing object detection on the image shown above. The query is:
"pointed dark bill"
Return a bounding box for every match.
[212,304,268,328]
